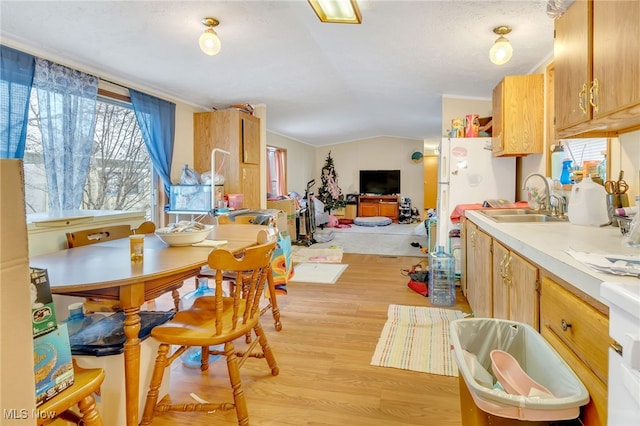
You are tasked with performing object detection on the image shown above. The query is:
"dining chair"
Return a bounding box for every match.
[199,217,283,334]
[38,360,105,426]
[65,222,182,312]
[140,230,279,426]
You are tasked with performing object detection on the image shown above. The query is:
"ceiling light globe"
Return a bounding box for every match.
[199,29,221,56]
[489,36,513,65]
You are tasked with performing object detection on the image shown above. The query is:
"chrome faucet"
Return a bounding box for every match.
[522,173,551,212]
[549,194,566,218]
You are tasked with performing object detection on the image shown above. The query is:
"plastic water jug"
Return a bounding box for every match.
[568,175,609,226]
[63,302,105,337]
[180,277,225,368]
[428,246,456,306]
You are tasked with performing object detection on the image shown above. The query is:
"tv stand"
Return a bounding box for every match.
[358,195,399,223]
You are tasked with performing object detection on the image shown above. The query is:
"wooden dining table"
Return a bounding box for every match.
[29,224,268,426]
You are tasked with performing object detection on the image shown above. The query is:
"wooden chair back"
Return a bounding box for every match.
[134,221,156,234]
[66,225,132,248]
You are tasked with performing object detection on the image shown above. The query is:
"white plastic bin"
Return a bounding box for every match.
[450,318,589,423]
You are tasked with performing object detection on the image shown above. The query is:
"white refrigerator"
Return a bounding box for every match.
[435,137,516,258]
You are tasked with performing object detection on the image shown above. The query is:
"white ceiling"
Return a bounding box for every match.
[0,0,557,147]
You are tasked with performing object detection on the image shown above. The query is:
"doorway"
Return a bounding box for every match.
[423,154,438,216]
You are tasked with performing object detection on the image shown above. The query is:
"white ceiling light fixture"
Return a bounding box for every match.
[489,26,513,65]
[199,17,221,56]
[308,0,362,24]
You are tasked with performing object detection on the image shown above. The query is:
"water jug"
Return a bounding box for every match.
[63,302,105,337]
[567,175,609,226]
[551,145,565,182]
[428,246,456,306]
[180,276,225,368]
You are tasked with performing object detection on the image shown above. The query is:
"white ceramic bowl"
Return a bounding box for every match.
[155,225,214,246]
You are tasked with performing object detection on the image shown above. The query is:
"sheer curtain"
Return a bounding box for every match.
[0,45,35,158]
[34,58,98,211]
[129,89,175,195]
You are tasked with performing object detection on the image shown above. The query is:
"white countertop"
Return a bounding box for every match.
[465,210,640,307]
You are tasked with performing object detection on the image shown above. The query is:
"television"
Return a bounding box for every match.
[359,170,401,195]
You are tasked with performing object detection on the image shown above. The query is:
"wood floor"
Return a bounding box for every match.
[148,253,472,426]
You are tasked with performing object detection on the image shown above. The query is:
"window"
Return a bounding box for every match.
[23,91,154,218]
[561,138,607,179]
[266,146,287,197]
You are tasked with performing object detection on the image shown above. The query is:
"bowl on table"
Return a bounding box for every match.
[155,224,214,246]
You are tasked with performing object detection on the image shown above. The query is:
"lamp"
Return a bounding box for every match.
[199,17,221,56]
[489,26,513,65]
[308,0,362,24]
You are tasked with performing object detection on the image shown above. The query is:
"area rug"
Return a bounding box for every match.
[370,304,468,376]
[290,263,348,284]
[291,246,343,263]
[312,232,427,257]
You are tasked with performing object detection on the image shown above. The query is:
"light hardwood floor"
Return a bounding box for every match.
[148,253,471,425]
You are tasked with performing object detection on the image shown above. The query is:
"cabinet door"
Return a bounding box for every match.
[359,202,379,217]
[241,114,260,165]
[461,218,470,296]
[240,165,260,209]
[492,240,510,320]
[491,81,504,154]
[592,0,640,119]
[379,201,398,221]
[468,227,492,318]
[554,0,591,131]
[508,251,539,330]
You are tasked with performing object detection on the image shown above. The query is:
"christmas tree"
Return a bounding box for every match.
[317,151,346,212]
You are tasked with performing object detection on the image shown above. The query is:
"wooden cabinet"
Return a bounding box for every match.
[555,0,640,138]
[464,220,493,318]
[194,109,261,210]
[491,74,544,156]
[357,195,399,222]
[540,275,611,425]
[492,240,539,330]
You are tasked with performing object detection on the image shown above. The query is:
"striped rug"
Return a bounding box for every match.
[370,304,468,377]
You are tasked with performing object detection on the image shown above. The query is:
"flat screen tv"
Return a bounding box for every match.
[359,170,401,195]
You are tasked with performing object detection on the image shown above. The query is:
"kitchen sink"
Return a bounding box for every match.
[478,209,568,223]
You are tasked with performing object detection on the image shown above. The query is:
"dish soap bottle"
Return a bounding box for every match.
[179,276,226,368]
[428,246,456,306]
[560,159,573,185]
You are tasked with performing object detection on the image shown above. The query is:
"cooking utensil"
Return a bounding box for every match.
[605,179,629,194]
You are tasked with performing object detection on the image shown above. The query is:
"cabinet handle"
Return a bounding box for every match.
[611,342,622,356]
[589,78,599,113]
[560,319,572,331]
[578,83,588,115]
[504,255,512,286]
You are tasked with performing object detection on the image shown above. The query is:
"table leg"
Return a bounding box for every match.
[123,305,141,426]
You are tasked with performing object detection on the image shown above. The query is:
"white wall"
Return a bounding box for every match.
[615,129,640,202]
[313,137,425,213]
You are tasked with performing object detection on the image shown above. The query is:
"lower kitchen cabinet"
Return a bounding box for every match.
[464,220,493,318]
[492,240,539,330]
[540,275,611,426]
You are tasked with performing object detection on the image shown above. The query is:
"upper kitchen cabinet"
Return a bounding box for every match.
[492,74,544,156]
[555,0,640,138]
[193,109,261,209]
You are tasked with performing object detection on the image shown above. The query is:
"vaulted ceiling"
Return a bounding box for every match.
[1,1,557,146]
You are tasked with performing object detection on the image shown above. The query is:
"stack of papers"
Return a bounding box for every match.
[566,249,640,277]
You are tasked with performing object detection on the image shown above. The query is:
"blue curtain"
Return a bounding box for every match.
[34,58,98,211]
[130,89,175,195]
[0,45,35,158]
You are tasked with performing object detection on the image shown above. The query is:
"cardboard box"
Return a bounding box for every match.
[33,323,74,406]
[267,199,297,239]
[29,267,58,338]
